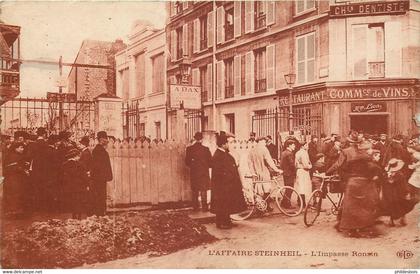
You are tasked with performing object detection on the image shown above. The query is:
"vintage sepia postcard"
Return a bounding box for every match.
[0,0,419,271]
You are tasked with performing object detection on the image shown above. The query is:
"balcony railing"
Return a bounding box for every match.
[255,14,266,30]
[225,24,234,41]
[368,61,385,78]
[225,85,234,98]
[0,71,20,88]
[200,38,207,51]
[255,79,266,93]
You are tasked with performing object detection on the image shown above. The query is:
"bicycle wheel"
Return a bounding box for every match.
[275,186,303,217]
[304,190,323,227]
[230,193,256,221]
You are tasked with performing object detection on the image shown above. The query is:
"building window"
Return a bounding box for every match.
[296,0,315,15]
[297,32,315,84]
[175,1,183,14]
[255,1,266,29]
[152,53,164,94]
[135,53,145,97]
[155,121,161,140]
[353,24,385,79]
[120,69,129,100]
[254,48,267,93]
[200,65,208,102]
[176,27,183,59]
[200,15,207,50]
[225,58,234,98]
[225,113,235,134]
[225,7,234,41]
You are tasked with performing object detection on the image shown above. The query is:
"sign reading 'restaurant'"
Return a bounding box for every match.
[330,1,409,18]
[278,86,417,107]
[169,84,202,110]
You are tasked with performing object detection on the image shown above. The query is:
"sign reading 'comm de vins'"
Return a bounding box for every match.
[169,84,202,110]
[330,1,409,18]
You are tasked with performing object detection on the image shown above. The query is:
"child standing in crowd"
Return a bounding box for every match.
[62,148,89,220]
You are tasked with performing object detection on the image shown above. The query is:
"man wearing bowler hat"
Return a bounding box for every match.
[90,131,113,216]
[185,132,212,211]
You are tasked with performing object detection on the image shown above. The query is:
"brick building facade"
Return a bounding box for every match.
[67,39,126,100]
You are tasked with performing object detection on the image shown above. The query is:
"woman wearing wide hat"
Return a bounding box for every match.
[380,158,417,226]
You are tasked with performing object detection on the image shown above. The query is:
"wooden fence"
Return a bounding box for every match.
[99,140,191,207]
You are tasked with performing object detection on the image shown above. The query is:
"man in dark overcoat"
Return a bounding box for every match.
[90,131,113,216]
[279,139,296,208]
[185,132,212,211]
[79,136,93,215]
[27,127,51,212]
[266,135,278,162]
[210,132,246,229]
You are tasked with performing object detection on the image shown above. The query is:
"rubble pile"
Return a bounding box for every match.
[1,211,216,268]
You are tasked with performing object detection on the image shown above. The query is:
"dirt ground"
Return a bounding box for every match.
[83,204,420,269]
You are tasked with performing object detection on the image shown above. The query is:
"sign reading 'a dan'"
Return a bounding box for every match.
[170,84,202,110]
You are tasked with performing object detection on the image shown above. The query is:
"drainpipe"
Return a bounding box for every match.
[211,0,217,131]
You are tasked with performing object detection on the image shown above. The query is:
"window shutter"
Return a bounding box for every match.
[216,61,225,100]
[216,6,225,44]
[192,68,200,86]
[245,51,255,94]
[266,45,275,91]
[266,1,275,26]
[207,63,213,101]
[297,36,306,83]
[306,33,315,82]
[182,1,188,10]
[193,19,199,53]
[207,11,214,48]
[182,24,188,57]
[245,1,254,34]
[234,1,242,38]
[352,26,367,79]
[171,30,177,62]
[385,21,402,77]
[234,55,241,96]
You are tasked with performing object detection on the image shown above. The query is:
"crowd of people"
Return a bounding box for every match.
[186,130,420,234]
[1,128,113,220]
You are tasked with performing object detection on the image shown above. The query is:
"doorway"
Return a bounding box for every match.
[350,114,388,135]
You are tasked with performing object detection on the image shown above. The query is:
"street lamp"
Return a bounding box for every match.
[284,73,296,133]
[179,62,191,84]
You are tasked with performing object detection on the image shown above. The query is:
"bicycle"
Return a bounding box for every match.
[303,173,343,227]
[231,174,303,221]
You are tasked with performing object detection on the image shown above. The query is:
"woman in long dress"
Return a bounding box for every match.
[295,141,312,208]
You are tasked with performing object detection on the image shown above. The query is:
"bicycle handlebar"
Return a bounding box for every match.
[312,173,340,180]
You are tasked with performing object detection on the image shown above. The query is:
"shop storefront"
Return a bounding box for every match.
[277,79,419,138]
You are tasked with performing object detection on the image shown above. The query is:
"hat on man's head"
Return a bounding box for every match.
[315,153,325,162]
[216,131,228,147]
[36,127,47,136]
[48,134,59,145]
[97,131,108,140]
[266,135,272,140]
[385,158,404,173]
[256,136,268,142]
[59,131,72,141]
[14,131,26,139]
[80,136,90,146]
[65,148,80,160]
[393,134,404,142]
[193,132,203,141]
[284,139,296,148]
[347,130,362,143]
